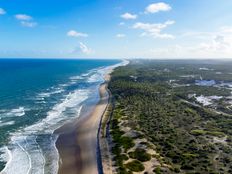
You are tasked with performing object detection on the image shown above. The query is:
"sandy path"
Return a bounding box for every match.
[56,80,109,174]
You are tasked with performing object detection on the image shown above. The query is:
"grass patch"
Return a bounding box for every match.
[190,129,207,136]
[207,131,225,137]
[190,129,225,137]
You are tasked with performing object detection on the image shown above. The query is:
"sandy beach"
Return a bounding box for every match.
[55,73,111,174]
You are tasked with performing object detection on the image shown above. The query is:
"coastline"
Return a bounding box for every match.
[0,60,127,174]
[55,67,113,174]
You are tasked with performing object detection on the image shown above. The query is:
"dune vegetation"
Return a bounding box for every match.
[108,60,232,173]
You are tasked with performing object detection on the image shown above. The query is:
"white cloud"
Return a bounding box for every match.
[116,34,126,38]
[119,22,125,26]
[79,42,93,54]
[15,14,33,21]
[15,14,38,28]
[21,21,37,27]
[121,12,137,20]
[133,20,175,39]
[197,35,232,53]
[0,8,6,15]
[147,26,232,58]
[108,25,232,59]
[187,36,232,58]
[181,31,213,39]
[182,26,232,38]
[67,30,88,37]
[220,26,232,33]
[145,2,171,13]
[181,26,232,57]
[71,42,93,55]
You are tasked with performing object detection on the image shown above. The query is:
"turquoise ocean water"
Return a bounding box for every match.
[0,59,122,174]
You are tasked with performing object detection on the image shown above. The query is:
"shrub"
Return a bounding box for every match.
[181,164,194,170]
[114,154,130,167]
[173,167,180,173]
[153,166,161,174]
[111,129,124,141]
[112,144,121,155]
[121,154,129,161]
[128,148,151,162]
[183,153,198,159]
[118,167,132,174]
[125,160,145,172]
[119,136,135,151]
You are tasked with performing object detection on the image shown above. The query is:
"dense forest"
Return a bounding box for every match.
[108,60,232,174]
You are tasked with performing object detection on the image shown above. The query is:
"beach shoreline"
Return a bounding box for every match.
[55,68,113,174]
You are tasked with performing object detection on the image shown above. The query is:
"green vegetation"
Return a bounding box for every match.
[125,160,145,172]
[190,129,225,137]
[120,136,135,152]
[153,166,161,174]
[110,107,136,173]
[128,148,151,162]
[101,103,113,137]
[109,60,232,173]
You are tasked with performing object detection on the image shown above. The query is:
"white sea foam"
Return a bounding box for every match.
[37,88,65,99]
[0,107,27,118]
[1,88,88,174]
[38,92,51,98]
[59,84,69,87]
[10,107,25,117]
[0,109,7,113]
[69,76,84,80]
[69,76,83,85]
[86,60,129,83]
[43,135,59,174]
[35,87,65,103]
[0,146,12,165]
[81,71,92,77]
[87,73,102,83]
[0,147,12,174]
[0,121,15,127]
[1,137,31,174]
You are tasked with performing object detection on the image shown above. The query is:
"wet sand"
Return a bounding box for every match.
[56,76,110,174]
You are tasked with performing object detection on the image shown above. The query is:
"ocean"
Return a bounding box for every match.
[0,59,122,174]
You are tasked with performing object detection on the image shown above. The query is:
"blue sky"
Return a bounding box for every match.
[0,0,232,58]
